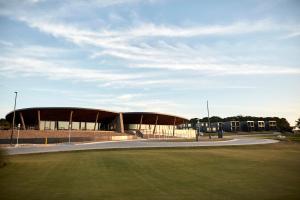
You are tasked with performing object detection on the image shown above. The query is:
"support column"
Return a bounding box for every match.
[139,114,143,131]
[37,110,41,130]
[20,112,26,130]
[94,112,99,131]
[116,113,124,133]
[173,117,176,136]
[69,110,73,130]
[153,115,158,134]
[183,119,187,135]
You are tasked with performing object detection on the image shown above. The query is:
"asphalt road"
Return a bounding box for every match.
[3,137,279,155]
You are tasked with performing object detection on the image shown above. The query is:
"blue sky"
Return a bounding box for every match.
[0,0,299,125]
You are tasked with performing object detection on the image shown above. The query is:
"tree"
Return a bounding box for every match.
[189,118,199,128]
[296,118,300,129]
[276,118,292,132]
[0,118,10,130]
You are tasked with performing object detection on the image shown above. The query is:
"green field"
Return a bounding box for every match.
[1,142,300,200]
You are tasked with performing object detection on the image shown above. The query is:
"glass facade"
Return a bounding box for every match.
[58,121,69,130]
[127,123,196,138]
[39,121,101,130]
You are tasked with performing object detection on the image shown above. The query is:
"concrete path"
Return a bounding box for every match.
[2,137,279,155]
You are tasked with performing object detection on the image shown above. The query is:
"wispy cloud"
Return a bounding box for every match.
[0,43,184,88]
[126,20,281,37]
[13,17,300,76]
[281,31,300,39]
[0,56,142,82]
[71,93,182,115]
[24,88,181,115]
[0,40,14,46]
[2,0,299,77]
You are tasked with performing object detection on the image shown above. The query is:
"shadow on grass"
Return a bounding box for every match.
[0,148,7,168]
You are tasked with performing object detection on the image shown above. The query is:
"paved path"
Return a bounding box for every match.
[2,137,279,155]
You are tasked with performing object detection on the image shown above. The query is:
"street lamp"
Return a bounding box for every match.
[68,123,71,144]
[10,92,18,145]
[206,100,212,139]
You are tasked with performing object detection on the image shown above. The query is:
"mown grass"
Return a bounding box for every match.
[0,142,300,200]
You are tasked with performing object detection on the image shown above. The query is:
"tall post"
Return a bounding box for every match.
[10,91,18,145]
[94,112,99,131]
[173,117,176,136]
[16,124,20,147]
[69,110,73,130]
[68,110,73,144]
[37,110,41,130]
[139,114,143,131]
[181,119,188,137]
[153,115,158,134]
[19,112,26,130]
[68,123,71,144]
[207,100,211,139]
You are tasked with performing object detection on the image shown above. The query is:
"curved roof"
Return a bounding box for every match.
[123,112,188,125]
[5,107,189,126]
[6,107,119,125]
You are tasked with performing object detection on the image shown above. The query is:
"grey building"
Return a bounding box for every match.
[211,122,223,132]
[240,121,255,132]
[197,122,216,132]
[223,121,240,132]
[265,121,277,131]
[255,121,265,131]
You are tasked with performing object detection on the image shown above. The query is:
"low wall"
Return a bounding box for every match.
[0,130,136,144]
[0,137,93,144]
[174,129,196,138]
[111,135,135,141]
[141,129,196,138]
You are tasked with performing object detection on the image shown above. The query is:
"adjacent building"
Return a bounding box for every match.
[211,122,223,132]
[240,121,255,132]
[223,121,240,132]
[255,121,265,131]
[265,121,277,131]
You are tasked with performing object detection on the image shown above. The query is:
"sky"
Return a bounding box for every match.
[0,0,299,125]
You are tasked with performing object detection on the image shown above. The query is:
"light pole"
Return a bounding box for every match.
[10,91,18,145]
[68,123,71,144]
[16,123,20,147]
[207,100,212,139]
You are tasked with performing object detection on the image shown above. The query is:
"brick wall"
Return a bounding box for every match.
[0,130,129,139]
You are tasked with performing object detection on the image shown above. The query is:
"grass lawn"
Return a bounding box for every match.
[1,142,300,200]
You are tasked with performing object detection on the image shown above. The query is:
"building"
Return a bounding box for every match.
[255,121,265,131]
[5,107,195,138]
[211,122,223,132]
[265,121,277,131]
[197,122,215,132]
[240,121,255,132]
[223,121,240,132]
